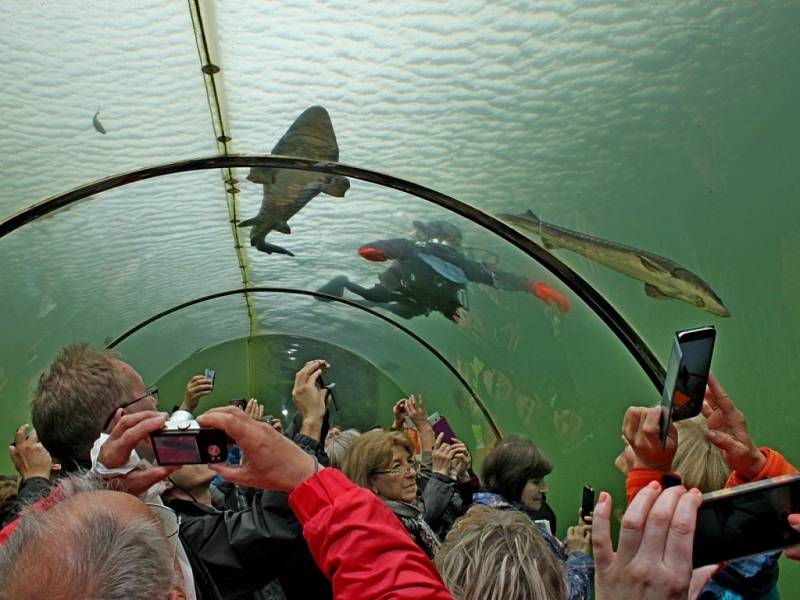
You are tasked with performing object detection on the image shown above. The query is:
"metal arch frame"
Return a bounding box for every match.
[106,286,503,439]
[0,154,666,389]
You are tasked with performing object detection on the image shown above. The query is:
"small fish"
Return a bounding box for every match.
[530,281,570,313]
[238,106,350,256]
[498,210,730,317]
[92,109,107,134]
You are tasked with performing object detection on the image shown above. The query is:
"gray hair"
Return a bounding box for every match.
[0,474,180,600]
[325,429,361,468]
[31,344,131,465]
[436,505,566,600]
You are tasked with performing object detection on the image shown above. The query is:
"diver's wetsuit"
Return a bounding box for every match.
[319,241,530,321]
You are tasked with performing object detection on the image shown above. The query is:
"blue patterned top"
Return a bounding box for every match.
[472,492,594,600]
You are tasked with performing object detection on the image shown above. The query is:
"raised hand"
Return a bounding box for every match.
[97,410,178,496]
[622,406,676,472]
[702,373,765,480]
[181,375,214,412]
[10,425,58,480]
[198,406,318,493]
[244,398,264,422]
[593,483,717,599]
[431,433,457,477]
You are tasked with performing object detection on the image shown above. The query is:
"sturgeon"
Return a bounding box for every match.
[497,210,730,317]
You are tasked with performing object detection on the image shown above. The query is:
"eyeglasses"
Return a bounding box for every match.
[372,463,418,476]
[146,502,181,560]
[102,386,159,431]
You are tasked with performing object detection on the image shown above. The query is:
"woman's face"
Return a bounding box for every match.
[520,477,548,512]
[369,444,418,503]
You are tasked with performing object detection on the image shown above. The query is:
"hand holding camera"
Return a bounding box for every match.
[181,371,215,413]
[197,406,319,493]
[622,406,677,472]
[292,360,329,423]
[97,410,179,495]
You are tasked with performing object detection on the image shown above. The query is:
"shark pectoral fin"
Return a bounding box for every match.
[274,220,292,234]
[321,175,350,197]
[237,217,258,228]
[644,283,673,300]
[255,239,295,257]
[247,167,276,184]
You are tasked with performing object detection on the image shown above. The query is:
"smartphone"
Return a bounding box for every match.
[204,368,216,387]
[150,428,229,465]
[228,398,247,411]
[428,412,457,444]
[581,485,595,521]
[659,326,716,446]
[693,474,800,567]
[317,372,339,411]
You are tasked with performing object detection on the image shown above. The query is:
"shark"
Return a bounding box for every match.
[238,106,350,256]
[497,210,731,317]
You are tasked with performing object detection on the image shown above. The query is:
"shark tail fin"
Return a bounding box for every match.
[238,217,258,228]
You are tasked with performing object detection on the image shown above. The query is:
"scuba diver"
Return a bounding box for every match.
[317,220,570,322]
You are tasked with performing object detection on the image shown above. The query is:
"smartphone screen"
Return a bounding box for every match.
[693,474,800,567]
[659,326,715,446]
[429,413,457,444]
[581,485,595,521]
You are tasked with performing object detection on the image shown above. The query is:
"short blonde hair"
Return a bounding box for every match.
[673,415,730,492]
[436,505,565,600]
[341,429,413,489]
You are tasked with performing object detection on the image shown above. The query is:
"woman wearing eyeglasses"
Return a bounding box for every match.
[342,429,463,558]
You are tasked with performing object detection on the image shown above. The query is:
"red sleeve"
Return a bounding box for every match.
[289,468,454,600]
[726,448,799,488]
[625,468,681,505]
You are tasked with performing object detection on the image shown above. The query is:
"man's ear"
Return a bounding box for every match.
[168,588,188,600]
[106,407,124,433]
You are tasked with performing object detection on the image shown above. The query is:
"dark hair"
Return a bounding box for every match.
[481,436,553,503]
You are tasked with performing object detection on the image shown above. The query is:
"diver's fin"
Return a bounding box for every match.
[639,255,666,274]
[255,239,295,257]
[237,217,258,228]
[644,283,672,299]
[274,220,292,234]
[317,275,348,299]
[320,175,350,197]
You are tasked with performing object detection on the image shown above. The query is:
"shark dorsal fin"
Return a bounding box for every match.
[644,283,672,300]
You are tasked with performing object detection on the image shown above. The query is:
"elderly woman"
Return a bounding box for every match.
[342,428,463,558]
[473,436,593,600]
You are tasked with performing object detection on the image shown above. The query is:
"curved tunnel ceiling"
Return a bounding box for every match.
[2,4,799,577]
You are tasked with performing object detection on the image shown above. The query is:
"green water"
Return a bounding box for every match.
[2,0,799,595]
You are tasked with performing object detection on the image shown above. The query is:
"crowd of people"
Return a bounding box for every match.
[0,344,798,599]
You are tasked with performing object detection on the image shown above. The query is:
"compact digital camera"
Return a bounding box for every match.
[149,414,228,465]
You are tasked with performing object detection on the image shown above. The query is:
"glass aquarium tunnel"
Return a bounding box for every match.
[2,0,799,592]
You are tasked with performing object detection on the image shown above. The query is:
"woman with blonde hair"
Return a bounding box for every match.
[341,428,462,558]
[436,505,565,600]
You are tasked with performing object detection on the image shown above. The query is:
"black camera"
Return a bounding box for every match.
[150,415,228,465]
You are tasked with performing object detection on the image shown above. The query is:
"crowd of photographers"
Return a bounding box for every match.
[0,344,798,599]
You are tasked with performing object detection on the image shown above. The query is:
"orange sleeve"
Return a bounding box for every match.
[626,468,682,505]
[725,448,799,488]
